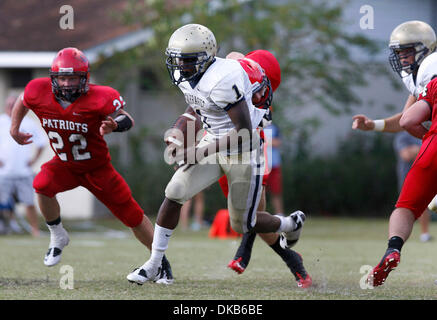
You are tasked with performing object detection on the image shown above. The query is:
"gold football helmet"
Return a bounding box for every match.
[165,24,217,85]
[389,20,437,77]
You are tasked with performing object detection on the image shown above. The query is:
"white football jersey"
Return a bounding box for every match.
[177,57,266,138]
[402,52,437,98]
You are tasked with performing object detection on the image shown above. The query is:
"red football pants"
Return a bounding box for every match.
[33,157,143,227]
[396,134,437,219]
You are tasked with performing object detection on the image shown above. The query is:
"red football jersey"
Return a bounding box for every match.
[23,77,125,173]
[418,78,437,132]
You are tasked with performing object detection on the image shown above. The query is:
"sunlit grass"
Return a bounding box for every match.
[0,217,436,300]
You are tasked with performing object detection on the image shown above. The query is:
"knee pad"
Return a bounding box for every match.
[165,180,187,204]
[229,180,250,210]
[33,171,56,198]
[229,217,244,234]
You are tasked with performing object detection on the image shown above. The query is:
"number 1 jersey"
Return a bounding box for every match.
[23,77,125,173]
[177,57,266,138]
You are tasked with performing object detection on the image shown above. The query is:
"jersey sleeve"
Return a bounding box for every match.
[418,78,437,107]
[22,78,48,110]
[100,87,126,116]
[415,53,437,98]
[209,66,247,111]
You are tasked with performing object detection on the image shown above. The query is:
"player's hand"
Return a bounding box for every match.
[173,145,196,171]
[352,114,375,131]
[100,116,118,135]
[173,145,207,171]
[10,130,33,145]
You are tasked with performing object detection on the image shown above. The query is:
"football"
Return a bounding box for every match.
[164,111,203,150]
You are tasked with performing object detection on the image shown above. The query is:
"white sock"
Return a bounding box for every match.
[148,224,174,269]
[275,215,293,233]
[47,222,67,247]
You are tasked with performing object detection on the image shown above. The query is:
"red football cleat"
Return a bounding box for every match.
[228,257,246,274]
[368,250,401,287]
[296,272,312,288]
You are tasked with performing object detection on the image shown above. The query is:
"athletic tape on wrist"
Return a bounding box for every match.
[373,119,385,131]
[182,113,197,121]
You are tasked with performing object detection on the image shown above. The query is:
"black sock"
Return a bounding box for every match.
[47,217,61,226]
[387,236,404,252]
[270,236,307,280]
[233,232,257,267]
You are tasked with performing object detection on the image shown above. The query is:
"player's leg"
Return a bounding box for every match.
[267,166,285,214]
[223,153,303,237]
[33,159,78,266]
[179,198,192,230]
[228,187,265,273]
[80,162,173,283]
[368,140,437,286]
[388,207,416,241]
[131,215,154,250]
[418,209,432,242]
[16,176,40,237]
[0,177,14,234]
[192,191,205,230]
[128,157,223,284]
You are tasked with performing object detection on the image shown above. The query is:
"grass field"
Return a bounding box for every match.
[1,216,437,301]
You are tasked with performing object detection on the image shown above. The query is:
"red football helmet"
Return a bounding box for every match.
[239,58,272,109]
[245,50,281,92]
[49,47,90,102]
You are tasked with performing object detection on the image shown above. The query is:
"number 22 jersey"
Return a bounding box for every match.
[23,77,125,173]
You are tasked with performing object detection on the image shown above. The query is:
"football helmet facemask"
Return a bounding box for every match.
[50,47,90,102]
[166,24,217,85]
[239,58,273,109]
[389,20,437,77]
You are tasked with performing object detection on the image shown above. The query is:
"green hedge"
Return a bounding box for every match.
[281,133,398,216]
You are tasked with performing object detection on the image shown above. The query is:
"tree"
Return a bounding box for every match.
[102,0,397,215]
[112,0,388,118]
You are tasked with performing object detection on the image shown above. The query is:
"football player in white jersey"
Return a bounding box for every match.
[127,24,305,284]
[351,21,437,286]
[352,21,437,133]
[223,50,312,288]
[352,20,436,236]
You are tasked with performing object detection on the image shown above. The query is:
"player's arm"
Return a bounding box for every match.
[206,99,254,155]
[399,100,431,138]
[178,99,254,170]
[9,92,33,145]
[164,105,198,146]
[352,94,417,132]
[99,109,134,135]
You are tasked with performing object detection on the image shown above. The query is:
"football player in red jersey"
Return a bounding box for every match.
[367,78,437,287]
[9,47,173,284]
[223,50,312,288]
